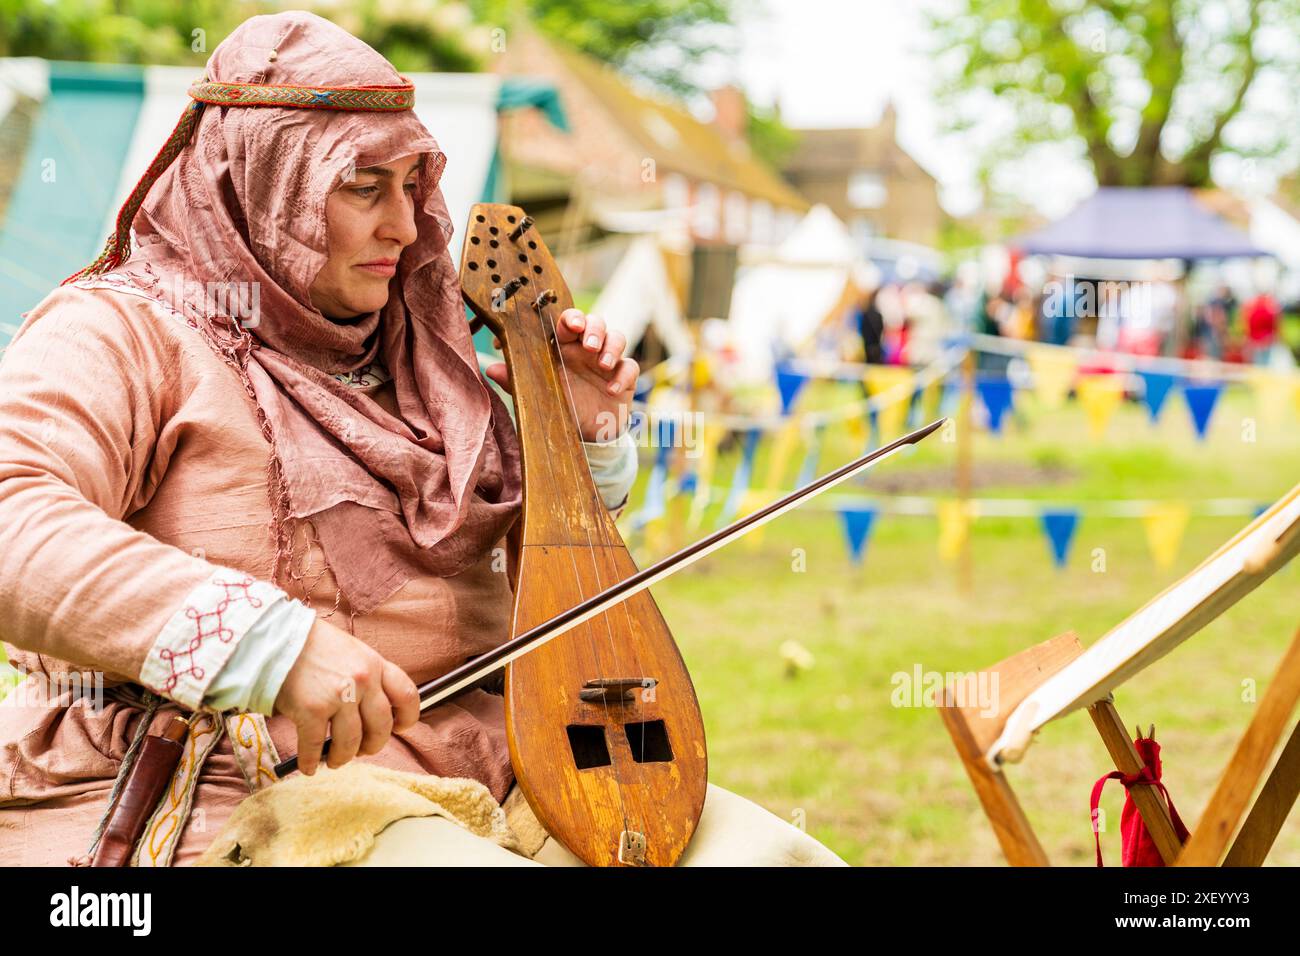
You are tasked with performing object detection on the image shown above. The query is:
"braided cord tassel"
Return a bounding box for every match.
[62,100,205,286]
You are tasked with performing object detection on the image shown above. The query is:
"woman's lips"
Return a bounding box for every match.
[356,261,397,277]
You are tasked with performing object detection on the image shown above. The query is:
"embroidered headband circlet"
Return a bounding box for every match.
[63,76,417,285]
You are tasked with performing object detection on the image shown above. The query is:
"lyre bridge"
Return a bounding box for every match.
[578,677,657,703]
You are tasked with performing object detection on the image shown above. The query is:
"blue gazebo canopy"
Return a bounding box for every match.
[1012,186,1267,261]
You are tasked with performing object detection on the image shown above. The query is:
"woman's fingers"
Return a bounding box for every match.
[484,361,511,392]
[556,308,586,344]
[382,659,421,733]
[357,678,395,757]
[606,356,639,396]
[296,717,327,777]
[599,330,626,371]
[326,701,363,769]
[579,314,606,354]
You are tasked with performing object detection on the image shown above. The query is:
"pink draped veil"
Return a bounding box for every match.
[94,12,522,618]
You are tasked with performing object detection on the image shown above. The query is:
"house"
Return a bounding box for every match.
[782,104,943,249]
[491,27,809,254]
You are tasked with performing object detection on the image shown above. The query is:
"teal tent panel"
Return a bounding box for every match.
[471,78,568,356]
[0,62,145,336]
[496,77,569,132]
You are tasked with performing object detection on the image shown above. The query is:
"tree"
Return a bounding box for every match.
[929,0,1300,188]
[468,0,742,98]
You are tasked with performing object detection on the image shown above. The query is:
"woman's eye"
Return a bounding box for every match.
[352,185,380,199]
[403,181,418,194]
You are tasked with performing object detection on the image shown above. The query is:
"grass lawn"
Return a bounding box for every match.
[627,382,1300,865]
[0,379,1293,866]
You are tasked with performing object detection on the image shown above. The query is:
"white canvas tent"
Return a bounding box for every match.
[590,234,692,362]
[725,204,875,384]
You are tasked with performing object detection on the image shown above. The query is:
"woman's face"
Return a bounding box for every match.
[309,153,422,319]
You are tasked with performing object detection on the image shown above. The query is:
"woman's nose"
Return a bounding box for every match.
[378,192,418,248]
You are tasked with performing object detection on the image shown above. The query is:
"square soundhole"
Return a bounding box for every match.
[623,720,673,763]
[566,724,611,769]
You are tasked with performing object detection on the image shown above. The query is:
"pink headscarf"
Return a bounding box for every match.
[92,12,522,616]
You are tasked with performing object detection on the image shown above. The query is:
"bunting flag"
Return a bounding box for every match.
[690,352,713,392]
[740,488,776,550]
[1142,503,1190,570]
[1182,382,1223,441]
[838,505,878,565]
[796,424,824,488]
[919,377,943,427]
[1247,369,1296,425]
[976,377,1014,434]
[1039,509,1080,568]
[633,377,656,406]
[719,428,762,525]
[637,460,669,525]
[940,379,962,417]
[1076,374,1126,440]
[763,421,802,492]
[644,514,670,556]
[937,499,976,562]
[1027,346,1077,409]
[1137,371,1177,423]
[653,416,676,469]
[845,407,869,449]
[686,424,725,532]
[775,363,811,416]
[864,366,915,442]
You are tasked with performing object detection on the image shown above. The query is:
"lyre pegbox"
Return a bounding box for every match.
[459,203,571,345]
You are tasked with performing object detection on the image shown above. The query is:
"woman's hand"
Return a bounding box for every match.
[484,308,639,442]
[273,616,420,775]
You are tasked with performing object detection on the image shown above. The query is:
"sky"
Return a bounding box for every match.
[724,0,1090,217]
[715,0,1287,220]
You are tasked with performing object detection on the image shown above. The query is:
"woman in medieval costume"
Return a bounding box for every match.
[0,11,845,867]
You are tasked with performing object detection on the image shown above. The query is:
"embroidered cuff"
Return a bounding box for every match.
[139,568,288,710]
[583,426,638,511]
[202,596,315,715]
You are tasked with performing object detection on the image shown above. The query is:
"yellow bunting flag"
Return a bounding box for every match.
[1027,346,1078,409]
[739,488,774,551]
[1247,369,1298,425]
[691,353,713,392]
[845,408,868,447]
[864,365,915,442]
[1142,503,1190,570]
[1076,374,1126,440]
[937,499,976,563]
[920,377,942,423]
[763,421,802,492]
[644,516,670,557]
[686,423,725,532]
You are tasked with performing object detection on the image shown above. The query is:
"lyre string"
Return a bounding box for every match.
[533,291,650,848]
[509,316,634,843]
[498,249,639,850]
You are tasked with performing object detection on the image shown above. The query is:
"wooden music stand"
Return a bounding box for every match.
[940,480,1300,866]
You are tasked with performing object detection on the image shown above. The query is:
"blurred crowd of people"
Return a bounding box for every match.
[849,269,1300,370]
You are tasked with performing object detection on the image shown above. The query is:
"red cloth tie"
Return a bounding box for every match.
[1089,733,1190,866]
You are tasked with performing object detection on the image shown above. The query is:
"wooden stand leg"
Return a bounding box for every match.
[1087,699,1185,864]
[1222,719,1300,866]
[1176,626,1300,866]
[938,631,1086,866]
[941,705,1048,866]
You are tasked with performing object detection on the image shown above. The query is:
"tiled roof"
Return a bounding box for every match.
[552,43,808,211]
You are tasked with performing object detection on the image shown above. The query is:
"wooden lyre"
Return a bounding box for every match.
[458,203,707,867]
